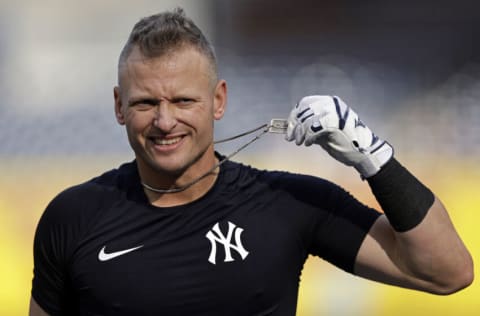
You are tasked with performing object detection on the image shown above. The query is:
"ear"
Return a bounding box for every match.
[213,79,227,120]
[113,86,126,125]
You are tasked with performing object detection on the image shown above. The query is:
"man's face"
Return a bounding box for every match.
[114,46,226,178]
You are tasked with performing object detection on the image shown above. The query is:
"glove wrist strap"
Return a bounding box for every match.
[356,141,394,178]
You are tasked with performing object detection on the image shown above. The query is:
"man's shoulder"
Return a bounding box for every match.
[60,160,136,197]
[223,158,338,194]
[89,160,138,188]
[42,161,138,223]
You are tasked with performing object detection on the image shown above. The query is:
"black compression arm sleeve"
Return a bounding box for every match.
[367,158,435,232]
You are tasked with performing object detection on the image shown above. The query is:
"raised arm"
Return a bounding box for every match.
[285,95,473,294]
[355,195,473,294]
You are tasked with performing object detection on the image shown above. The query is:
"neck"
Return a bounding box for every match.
[143,170,219,207]
[137,150,220,207]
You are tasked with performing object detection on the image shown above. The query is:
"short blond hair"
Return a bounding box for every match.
[118,8,217,82]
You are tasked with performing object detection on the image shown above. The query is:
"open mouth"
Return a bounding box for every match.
[151,137,182,145]
[148,135,184,147]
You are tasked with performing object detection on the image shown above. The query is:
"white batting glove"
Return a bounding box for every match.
[286,95,393,178]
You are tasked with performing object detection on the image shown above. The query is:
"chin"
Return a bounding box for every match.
[148,159,190,176]
[136,141,212,175]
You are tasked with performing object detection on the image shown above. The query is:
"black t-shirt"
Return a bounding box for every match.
[32,158,380,316]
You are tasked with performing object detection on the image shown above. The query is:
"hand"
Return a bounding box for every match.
[286,95,393,178]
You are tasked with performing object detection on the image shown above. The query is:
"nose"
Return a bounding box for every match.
[153,101,177,132]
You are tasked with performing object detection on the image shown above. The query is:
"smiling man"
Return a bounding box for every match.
[114,42,227,207]
[30,8,473,316]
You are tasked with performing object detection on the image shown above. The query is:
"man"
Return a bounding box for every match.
[30,8,473,316]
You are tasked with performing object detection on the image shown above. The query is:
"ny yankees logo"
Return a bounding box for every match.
[205,221,249,265]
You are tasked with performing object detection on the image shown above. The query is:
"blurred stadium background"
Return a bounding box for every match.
[1,0,479,315]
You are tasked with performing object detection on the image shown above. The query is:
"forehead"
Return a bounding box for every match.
[119,45,213,84]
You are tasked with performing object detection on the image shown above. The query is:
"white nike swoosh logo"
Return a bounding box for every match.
[98,245,144,262]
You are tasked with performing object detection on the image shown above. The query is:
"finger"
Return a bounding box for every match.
[285,110,298,142]
[294,124,306,145]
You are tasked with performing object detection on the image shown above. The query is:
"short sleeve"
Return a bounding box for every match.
[308,181,381,273]
[271,172,381,273]
[31,187,85,315]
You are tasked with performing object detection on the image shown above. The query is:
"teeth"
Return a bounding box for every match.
[152,137,181,145]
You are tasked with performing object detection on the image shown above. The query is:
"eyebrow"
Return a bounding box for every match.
[127,98,160,107]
